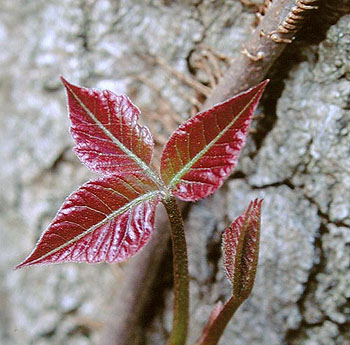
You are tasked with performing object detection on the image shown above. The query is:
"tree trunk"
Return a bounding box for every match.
[1,1,349,345]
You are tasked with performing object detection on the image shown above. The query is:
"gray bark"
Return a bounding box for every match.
[0,1,349,345]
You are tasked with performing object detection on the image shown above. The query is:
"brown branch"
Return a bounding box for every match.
[203,0,318,109]
[99,1,318,344]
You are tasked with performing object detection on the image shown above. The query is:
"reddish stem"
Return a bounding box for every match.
[195,296,244,345]
[163,195,189,345]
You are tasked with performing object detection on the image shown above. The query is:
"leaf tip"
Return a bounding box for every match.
[251,198,263,217]
[60,76,77,94]
[60,75,71,87]
[14,249,42,270]
[14,258,30,270]
[251,79,269,100]
[60,75,68,86]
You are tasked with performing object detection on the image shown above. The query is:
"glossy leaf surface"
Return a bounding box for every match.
[223,199,262,298]
[61,77,158,181]
[16,174,161,268]
[161,81,268,201]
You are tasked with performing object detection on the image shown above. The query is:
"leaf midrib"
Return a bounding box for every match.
[26,191,160,266]
[168,91,260,189]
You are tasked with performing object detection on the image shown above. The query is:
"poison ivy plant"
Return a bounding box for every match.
[16,77,268,345]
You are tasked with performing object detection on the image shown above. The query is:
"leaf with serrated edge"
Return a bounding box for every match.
[160,81,268,201]
[16,174,161,268]
[61,77,163,187]
[223,199,262,298]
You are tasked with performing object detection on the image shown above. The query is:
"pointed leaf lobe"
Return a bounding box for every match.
[61,77,161,185]
[161,81,268,201]
[16,174,161,268]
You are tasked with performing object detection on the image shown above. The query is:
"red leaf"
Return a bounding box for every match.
[16,174,161,268]
[160,81,268,201]
[61,77,162,185]
[223,199,262,298]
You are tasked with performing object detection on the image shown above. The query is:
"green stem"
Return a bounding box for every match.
[163,195,189,345]
[195,296,244,345]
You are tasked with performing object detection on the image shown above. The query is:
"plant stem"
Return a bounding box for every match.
[195,296,244,345]
[163,195,189,345]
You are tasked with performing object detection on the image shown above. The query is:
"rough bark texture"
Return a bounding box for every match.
[1,1,349,345]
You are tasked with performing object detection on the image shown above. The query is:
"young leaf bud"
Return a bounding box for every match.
[223,199,262,299]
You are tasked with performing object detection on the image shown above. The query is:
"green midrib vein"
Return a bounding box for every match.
[66,84,165,190]
[168,91,261,189]
[27,191,160,265]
